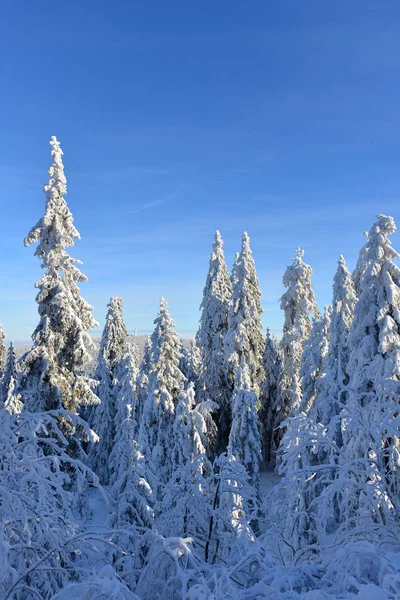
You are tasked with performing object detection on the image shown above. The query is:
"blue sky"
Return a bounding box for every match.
[1,1,400,342]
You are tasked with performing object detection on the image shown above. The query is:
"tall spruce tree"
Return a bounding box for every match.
[20,136,98,418]
[90,297,128,484]
[196,231,231,452]
[345,214,400,507]
[225,232,264,397]
[313,256,356,428]
[260,329,281,466]
[138,298,185,495]
[228,366,262,488]
[271,249,319,461]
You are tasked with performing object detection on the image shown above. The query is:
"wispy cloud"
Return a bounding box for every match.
[74,165,169,181]
[126,198,168,215]
[123,187,187,216]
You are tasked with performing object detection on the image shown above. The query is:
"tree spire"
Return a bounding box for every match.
[271,249,319,463]
[345,214,400,513]
[196,230,231,452]
[139,298,185,496]
[90,296,128,484]
[225,232,264,397]
[20,136,98,424]
[313,255,356,428]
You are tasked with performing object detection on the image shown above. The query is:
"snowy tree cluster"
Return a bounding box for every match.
[1,137,400,599]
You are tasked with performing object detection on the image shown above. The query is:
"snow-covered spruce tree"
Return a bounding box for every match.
[299,306,331,416]
[271,248,319,464]
[270,412,331,562]
[108,354,154,587]
[90,296,128,484]
[139,298,185,496]
[204,452,258,565]
[344,214,400,518]
[1,342,18,408]
[109,343,140,486]
[260,329,281,466]
[196,230,232,453]
[98,296,128,372]
[109,416,154,540]
[136,334,152,426]
[4,377,23,415]
[157,383,212,541]
[20,136,98,421]
[228,366,262,489]
[225,232,264,398]
[0,325,6,375]
[313,255,356,428]
[352,230,369,297]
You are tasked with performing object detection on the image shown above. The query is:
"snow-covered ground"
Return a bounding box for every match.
[87,486,111,529]
[259,469,280,496]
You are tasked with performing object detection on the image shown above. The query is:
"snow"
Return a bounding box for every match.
[259,469,281,496]
[87,487,111,529]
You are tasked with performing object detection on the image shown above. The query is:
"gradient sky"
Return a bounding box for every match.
[1,1,400,342]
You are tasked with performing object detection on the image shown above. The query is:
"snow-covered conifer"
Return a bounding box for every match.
[272,249,319,459]
[156,454,210,543]
[313,256,356,427]
[228,366,262,488]
[109,344,140,486]
[205,453,257,565]
[139,299,185,495]
[136,334,152,425]
[98,297,128,372]
[172,382,207,469]
[20,136,98,417]
[157,383,211,540]
[196,231,232,452]
[273,413,330,557]
[90,297,128,484]
[4,377,23,414]
[110,425,154,531]
[260,329,281,466]
[299,306,331,416]
[225,232,264,397]
[352,230,369,297]
[1,342,18,408]
[345,214,400,506]
[0,325,6,375]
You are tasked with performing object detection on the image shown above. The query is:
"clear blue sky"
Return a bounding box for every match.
[1,1,400,342]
